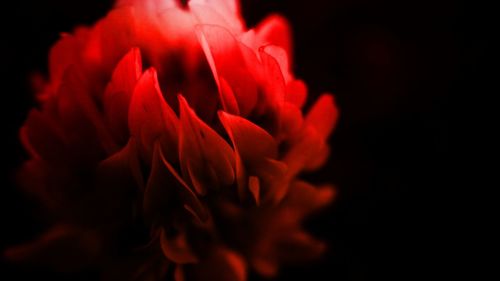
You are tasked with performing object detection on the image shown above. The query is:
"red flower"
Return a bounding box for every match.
[6,0,339,280]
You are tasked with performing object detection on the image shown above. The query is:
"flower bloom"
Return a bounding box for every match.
[7,0,339,280]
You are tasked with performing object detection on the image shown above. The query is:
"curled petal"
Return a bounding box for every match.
[196,24,258,116]
[260,44,291,83]
[248,176,260,205]
[255,14,292,62]
[219,111,277,163]
[128,68,178,164]
[219,111,291,205]
[178,95,235,195]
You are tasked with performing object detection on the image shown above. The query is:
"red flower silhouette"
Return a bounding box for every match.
[6,0,339,280]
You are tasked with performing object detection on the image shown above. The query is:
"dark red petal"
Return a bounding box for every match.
[3,225,102,272]
[160,227,198,264]
[196,24,258,116]
[305,94,339,140]
[219,112,280,202]
[95,139,144,217]
[219,111,277,163]
[176,247,247,281]
[257,158,288,204]
[258,46,286,125]
[56,66,117,157]
[128,68,178,164]
[20,110,67,162]
[279,102,303,137]
[103,48,142,145]
[275,231,326,263]
[285,181,335,216]
[48,32,86,89]
[143,142,207,223]
[178,95,235,195]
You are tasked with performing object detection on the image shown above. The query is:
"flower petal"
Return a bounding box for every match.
[178,95,235,195]
[83,7,136,78]
[103,48,142,146]
[189,0,244,34]
[305,93,339,140]
[285,181,335,216]
[48,30,88,90]
[95,139,144,222]
[219,111,280,203]
[256,14,292,62]
[248,176,260,205]
[176,247,246,281]
[3,225,101,272]
[143,142,207,223]
[218,111,277,164]
[195,24,258,116]
[20,110,67,163]
[160,227,198,264]
[285,79,308,108]
[128,68,178,164]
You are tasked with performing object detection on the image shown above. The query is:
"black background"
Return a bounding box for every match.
[0,0,470,280]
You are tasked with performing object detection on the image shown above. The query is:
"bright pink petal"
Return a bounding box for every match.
[189,0,244,34]
[256,14,292,62]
